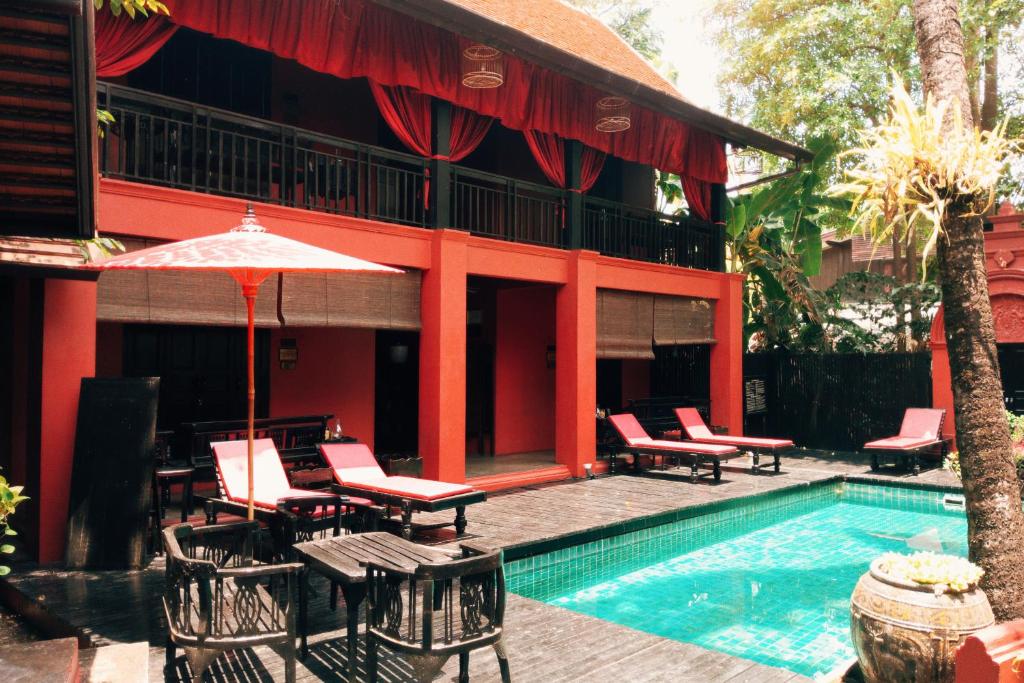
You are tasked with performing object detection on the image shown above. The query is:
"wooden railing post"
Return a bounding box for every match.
[565,139,583,249]
[430,98,452,228]
[711,182,727,271]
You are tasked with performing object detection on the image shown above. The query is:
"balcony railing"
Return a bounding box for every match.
[98,83,722,271]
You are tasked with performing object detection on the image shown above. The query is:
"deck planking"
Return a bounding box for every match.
[5,454,958,682]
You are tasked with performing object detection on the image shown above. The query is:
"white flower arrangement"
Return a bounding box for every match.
[877,551,984,594]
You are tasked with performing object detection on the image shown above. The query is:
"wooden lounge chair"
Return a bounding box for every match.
[607,413,741,482]
[320,442,486,540]
[669,407,793,474]
[863,408,950,475]
[163,521,301,683]
[205,438,369,557]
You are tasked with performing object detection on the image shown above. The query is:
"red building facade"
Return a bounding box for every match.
[2,0,808,562]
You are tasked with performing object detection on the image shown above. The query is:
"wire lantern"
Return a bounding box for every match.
[595,96,631,132]
[461,44,504,88]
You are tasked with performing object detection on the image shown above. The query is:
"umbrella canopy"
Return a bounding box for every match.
[89,204,401,520]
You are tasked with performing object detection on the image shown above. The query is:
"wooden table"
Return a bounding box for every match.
[292,531,457,678]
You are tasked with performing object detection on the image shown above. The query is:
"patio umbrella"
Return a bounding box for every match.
[89,204,401,520]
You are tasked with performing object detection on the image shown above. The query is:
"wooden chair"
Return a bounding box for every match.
[365,542,511,683]
[162,521,302,683]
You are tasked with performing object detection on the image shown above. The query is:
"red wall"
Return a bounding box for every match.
[269,327,376,449]
[621,359,650,405]
[494,286,556,454]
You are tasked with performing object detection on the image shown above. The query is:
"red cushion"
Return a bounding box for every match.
[349,476,475,501]
[632,437,738,456]
[319,443,387,482]
[864,436,938,451]
[212,438,292,504]
[690,434,793,449]
[608,413,651,445]
[899,408,944,439]
[675,407,715,439]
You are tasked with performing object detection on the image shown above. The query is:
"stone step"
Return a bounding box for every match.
[79,641,149,683]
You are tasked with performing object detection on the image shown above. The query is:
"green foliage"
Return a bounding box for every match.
[567,1,677,82]
[0,473,28,577]
[821,271,941,352]
[724,136,847,350]
[947,410,1024,483]
[94,0,168,19]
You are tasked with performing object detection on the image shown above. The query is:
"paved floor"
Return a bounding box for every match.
[2,453,961,682]
[465,451,556,478]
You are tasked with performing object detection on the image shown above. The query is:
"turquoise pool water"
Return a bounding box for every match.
[506,483,968,678]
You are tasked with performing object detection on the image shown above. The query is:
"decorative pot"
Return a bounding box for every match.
[850,558,995,683]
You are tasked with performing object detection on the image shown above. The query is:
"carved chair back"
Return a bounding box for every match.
[365,545,505,656]
[162,521,300,646]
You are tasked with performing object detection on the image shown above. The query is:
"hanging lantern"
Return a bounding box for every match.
[595,96,631,132]
[728,146,764,176]
[461,44,504,88]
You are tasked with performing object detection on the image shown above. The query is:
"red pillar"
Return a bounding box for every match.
[418,230,467,483]
[39,278,97,563]
[555,251,597,477]
[931,341,956,443]
[709,274,744,435]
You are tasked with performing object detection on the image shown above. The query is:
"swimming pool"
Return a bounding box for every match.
[506,481,968,678]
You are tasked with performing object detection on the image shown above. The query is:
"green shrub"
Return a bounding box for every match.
[0,472,28,576]
[945,410,1024,493]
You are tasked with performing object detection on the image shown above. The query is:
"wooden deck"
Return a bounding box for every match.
[2,454,959,682]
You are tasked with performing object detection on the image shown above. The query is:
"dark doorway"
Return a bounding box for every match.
[374,330,419,454]
[1000,344,1024,414]
[122,324,269,430]
[651,344,712,409]
[597,359,623,412]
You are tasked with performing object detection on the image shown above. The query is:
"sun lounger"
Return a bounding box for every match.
[862,408,950,475]
[668,407,793,474]
[319,442,486,540]
[607,413,741,482]
[207,438,376,556]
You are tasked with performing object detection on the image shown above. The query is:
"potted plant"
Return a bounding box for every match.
[850,552,994,682]
[0,472,28,576]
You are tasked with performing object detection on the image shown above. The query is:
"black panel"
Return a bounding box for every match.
[65,377,159,569]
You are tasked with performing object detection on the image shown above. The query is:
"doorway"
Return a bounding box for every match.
[1000,344,1024,414]
[374,330,419,454]
[122,324,270,429]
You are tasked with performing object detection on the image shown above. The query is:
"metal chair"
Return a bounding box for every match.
[365,542,511,683]
[162,521,302,683]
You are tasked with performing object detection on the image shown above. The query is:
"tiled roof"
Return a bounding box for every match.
[440,0,682,100]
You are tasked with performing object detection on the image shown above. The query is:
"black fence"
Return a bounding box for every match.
[744,352,933,451]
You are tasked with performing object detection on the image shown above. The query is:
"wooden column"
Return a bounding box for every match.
[430,99,452,229]
[555,250,597,476]
[711,182,728,272]
[564,139,583,249]
[418,230,467,482]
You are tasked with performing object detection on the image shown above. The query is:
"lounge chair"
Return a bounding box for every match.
[206,438,373,557]
[607,413,741,482]
[320,442,486,540]
[863,408,949,475]
[669,407,793,474]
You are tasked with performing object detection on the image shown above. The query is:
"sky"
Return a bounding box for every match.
[649,0,723,113]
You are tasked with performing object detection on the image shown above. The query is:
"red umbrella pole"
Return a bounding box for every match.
[243,283,258,521]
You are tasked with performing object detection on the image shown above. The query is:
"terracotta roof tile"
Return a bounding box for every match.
[439,0,682,100]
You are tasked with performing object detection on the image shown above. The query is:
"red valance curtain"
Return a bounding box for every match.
[523,130,605,191]
[95,11,179,77]
[679,132,722,221]
[162,0,727,184]
[682,176,712,221]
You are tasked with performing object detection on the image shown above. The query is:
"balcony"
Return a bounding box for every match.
[97,83,723,271]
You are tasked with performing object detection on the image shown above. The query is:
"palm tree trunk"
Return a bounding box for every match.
[913,0,1024,621]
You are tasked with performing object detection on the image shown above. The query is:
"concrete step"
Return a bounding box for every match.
[0,636,78,683]
[79,641,149,683]
[467,465,572,492]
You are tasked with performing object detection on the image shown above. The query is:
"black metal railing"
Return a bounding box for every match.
[582,196,720,270]
[98,83,722,271]
[451,166,565,247]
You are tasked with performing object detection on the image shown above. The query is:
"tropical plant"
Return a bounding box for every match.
[94,0,168,18]
[723,136,848,350]
[0,473,28,577]
[836,0,1024,620]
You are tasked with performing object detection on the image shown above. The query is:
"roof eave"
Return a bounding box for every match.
[371,0,812,162]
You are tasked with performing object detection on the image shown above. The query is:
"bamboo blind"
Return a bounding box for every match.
[653,295,716,345]
[596,289,654,359]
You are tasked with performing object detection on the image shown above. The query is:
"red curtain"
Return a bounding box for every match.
[523,131,605,191]
[368,82,432,156]
[449,106,492,162]
[682,176,712,221]
[95,11,179,77]
[162,0,727,184]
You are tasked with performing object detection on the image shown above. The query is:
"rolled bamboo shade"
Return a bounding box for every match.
[279,270,421,330]
[97,239,420,330]
[653,295,716,345]
[597,289,654,359]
